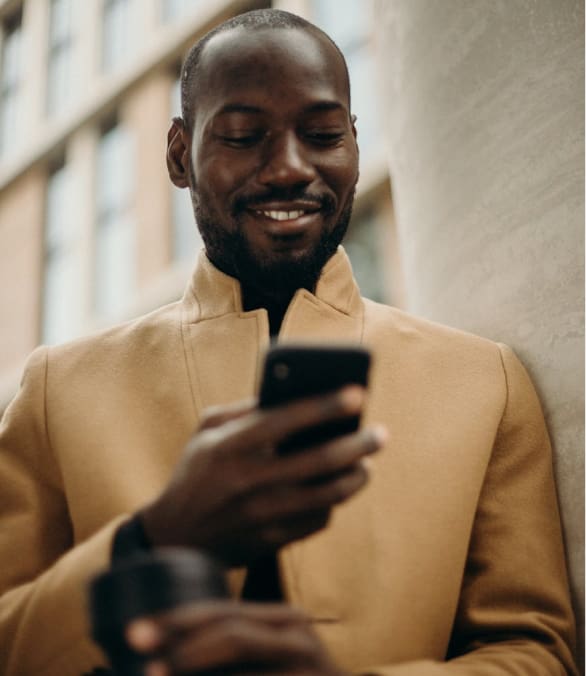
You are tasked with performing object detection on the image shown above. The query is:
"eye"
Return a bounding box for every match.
[304,130,345,147]
[217,131,264,148]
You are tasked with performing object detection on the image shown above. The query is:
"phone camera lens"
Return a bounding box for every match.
[273,362,290,380]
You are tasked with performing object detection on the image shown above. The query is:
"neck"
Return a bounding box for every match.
[241,285,298,336]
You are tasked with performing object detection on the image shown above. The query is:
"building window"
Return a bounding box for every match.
[312,0,381,163]
[0,9,23,156]
[343,205,387,303]
[311,0,387,301]
[160,0,202,22]
[47,0,74,116]
[94,118,135,317]
[42,157,83,344]
[102,0,131,73]
[170,74,202,263]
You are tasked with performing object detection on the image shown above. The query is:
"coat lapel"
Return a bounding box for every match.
[178,249,368,610]
[180,252,271,411]
[277,249,367,620]
[279,247,364,345]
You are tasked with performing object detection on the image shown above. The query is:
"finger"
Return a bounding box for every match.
[292,461,370,507]
[276,425,387,484]
[126,618,164,652]
[235,428,383,521]
[154,600,308,633]
[249,462,369,532]
[163,612,318,674]
[216,385,365,460]
[128,602,308,654]
[198,399,258,430]
[127,602,305,655]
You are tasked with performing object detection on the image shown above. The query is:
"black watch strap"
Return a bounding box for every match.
[111,514,152,565]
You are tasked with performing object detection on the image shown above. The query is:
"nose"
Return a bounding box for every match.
[257,132,316,188]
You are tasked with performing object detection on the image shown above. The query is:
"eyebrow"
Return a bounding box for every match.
[216,104,263,115]
[304,101,346,114]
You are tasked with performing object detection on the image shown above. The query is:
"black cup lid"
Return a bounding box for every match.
[89,548,228,638]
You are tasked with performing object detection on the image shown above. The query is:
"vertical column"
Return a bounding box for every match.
[76,0,103,98]
[67,124,99,325]
[122,72,173,287]
[21,0,50,133]
[374,0,584,662]
[136,0,159,41]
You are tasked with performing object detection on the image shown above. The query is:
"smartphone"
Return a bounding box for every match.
[259,344,371,453]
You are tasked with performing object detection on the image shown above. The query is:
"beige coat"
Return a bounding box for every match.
[0,249,576,675]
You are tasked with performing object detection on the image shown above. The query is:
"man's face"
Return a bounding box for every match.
[184,27,359,297]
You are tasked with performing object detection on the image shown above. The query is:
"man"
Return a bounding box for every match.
[0,8,577,676]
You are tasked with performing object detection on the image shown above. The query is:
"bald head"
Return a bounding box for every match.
[180,8,351,134]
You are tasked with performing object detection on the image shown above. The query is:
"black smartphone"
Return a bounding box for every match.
[259,344,371,453]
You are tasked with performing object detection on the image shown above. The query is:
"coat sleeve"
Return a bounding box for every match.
[0,346,126,676]
[355,344,577,676]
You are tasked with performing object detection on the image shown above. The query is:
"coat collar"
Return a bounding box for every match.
[181,246,364,325]
[178,246,366,606]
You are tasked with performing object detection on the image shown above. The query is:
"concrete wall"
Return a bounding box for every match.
[374,0,584,667]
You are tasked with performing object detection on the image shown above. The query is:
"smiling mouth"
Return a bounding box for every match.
[254,209,315,222]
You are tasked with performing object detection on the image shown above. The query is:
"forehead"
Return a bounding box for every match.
[195,26,350,116]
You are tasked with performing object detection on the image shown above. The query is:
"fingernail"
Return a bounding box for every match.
[361,456,373,471]
[126,620,161,650]
[339,385,364,411]
[372,425,388,446]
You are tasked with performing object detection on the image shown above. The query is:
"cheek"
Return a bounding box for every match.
[196,154,253,201]
[321,153,358,200]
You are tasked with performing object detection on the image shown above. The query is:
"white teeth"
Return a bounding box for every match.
[256,210,306,221]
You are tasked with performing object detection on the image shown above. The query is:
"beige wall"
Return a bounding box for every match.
[375,0,584,666]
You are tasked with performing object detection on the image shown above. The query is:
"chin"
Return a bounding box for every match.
[242,244,331,295]
[197,202,352,294]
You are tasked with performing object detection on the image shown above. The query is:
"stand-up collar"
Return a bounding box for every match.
[181,246,364,324]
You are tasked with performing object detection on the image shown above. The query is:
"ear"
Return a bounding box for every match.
[166,117,190,188]
[351,114,358,140]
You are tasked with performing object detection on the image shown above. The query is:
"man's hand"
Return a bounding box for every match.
[139,386,386,566]
[126,601,349,676]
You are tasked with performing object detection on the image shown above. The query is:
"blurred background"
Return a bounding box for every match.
[0,0,401,413]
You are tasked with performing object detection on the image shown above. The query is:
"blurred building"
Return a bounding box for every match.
[0,0,402,413]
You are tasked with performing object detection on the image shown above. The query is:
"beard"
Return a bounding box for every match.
[192,186,356,300]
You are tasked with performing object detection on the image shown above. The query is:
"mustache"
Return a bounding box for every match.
[233,189,336,215]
